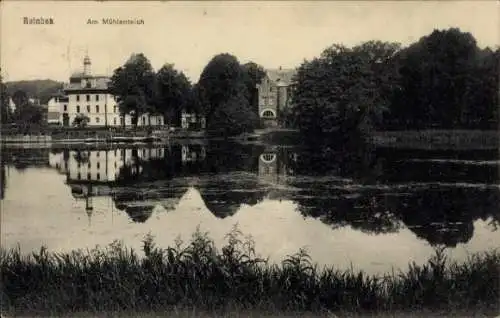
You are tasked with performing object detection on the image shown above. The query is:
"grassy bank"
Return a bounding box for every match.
[372,130,499,150]
[1,228,499,316]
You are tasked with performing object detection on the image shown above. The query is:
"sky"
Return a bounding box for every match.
[1,1,499,83]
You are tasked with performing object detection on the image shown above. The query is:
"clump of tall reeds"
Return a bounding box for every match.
[1,225,499,316]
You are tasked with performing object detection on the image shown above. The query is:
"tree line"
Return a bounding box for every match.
[289,28,499,143]
[108,53,265,136]
[0,75,47,127]
[2,27,497,139]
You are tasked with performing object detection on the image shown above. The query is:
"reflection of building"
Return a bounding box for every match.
[258,147,291,185]
[51,54,163,127]
[49,147,166,223]
[256,67,297,127]
[181,111,206,130]
[181,145,206,163]
[49,148,165,183]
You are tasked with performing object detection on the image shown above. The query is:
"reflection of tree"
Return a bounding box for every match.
[391,188,500,247]
[124,205,155,223]
[2,147,50,170]
[198,175,266,218]
[113,185,189,222]
[287,141,379,183]
[204,141,262,174]
[0,159,6,200]
[294,188,402,234]
[73,151,90,164]
[373,148,500,184]
[287,144,500,247]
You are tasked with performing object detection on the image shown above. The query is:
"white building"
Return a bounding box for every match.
[8,98,16,112]
[53,55,164,127]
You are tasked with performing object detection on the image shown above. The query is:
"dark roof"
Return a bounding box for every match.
[266,68,297,86]
[64,76,111,92]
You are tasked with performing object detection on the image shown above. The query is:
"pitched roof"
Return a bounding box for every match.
[70,72,109,79]
[64,77,111,91]
[266,68,297,86]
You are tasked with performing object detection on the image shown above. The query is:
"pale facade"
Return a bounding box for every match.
[53,55,164,127]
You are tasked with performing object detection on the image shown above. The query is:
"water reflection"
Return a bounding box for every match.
[1,142,499,273]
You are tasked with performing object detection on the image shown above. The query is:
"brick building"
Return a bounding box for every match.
[256,67,297,127]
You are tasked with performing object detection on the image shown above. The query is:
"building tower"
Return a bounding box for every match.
[83,54,92,76]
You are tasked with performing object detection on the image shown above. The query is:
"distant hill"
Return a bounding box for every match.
[5,79,64,104]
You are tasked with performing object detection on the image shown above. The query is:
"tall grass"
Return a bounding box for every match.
[1,226,499,315]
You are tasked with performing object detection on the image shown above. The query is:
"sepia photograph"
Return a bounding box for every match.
[0,1,499,317]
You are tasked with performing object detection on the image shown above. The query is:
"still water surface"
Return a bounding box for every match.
[1,142,499,276]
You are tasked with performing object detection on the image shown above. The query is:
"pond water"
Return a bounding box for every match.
[1,141,499,276]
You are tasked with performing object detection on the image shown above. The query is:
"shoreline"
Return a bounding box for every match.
[1,231,498,316]
[1,129,499,151]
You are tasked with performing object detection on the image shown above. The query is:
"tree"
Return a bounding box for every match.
[9,89,44,125]
[0,71,11,124]
[73,114,90,128]
[155,64,192,127]
[11,89,29,113]
[109,53,156,127]
[290,42,400,144]
[394,28,480,129]
[5,80,63,104]
[351,41,402,129]
[465,47,499,129]
[241,62,266,117]
[208,94,256,136]
[197,53,256,136]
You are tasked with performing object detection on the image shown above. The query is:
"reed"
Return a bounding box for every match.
[1,226,498,316]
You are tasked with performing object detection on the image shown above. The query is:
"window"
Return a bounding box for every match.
[113,117,117,125]
[76,105,80,113]
[96,95,99,101]
[96,117,100,123]
[96,105,99,113]
[63,105,67,111]
[87,105,91,113]
[86,95,90,102]
[114,106,117,113]
[262,110,275,118]
[76,95,80,102]
[96,151,100,158]
[158,118,162,125]
[97,162,100,169]
[77,173,81,180]
[87,173,91,180]
[261,153,276,163]
[97,173,100,180]
[88,162,91,168]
